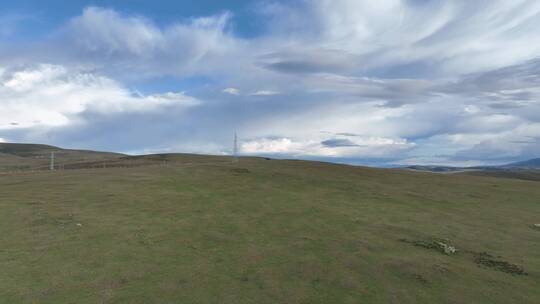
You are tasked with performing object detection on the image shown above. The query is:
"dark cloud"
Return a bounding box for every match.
[334,132,360,137]
[488,102,524,109]
[321,138,360,147]
[264,60,339,74]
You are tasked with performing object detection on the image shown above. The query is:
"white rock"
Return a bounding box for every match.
[437,242,457,255]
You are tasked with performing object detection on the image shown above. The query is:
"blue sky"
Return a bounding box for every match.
[1,0,267,39]
[1,0,540,166]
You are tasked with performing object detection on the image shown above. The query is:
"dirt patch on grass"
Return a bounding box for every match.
[472,252,527,275]
[400,238,528,276]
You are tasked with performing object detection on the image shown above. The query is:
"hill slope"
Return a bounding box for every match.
[1,154,539,303]
[0,143,60,157]
[406,158,540,181]
[503,158,540,169]
[0,143,124,170]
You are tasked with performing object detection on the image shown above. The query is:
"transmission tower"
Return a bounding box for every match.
[233,132,239,163]
[50,151,55,171]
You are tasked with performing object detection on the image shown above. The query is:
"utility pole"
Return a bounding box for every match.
[233,132,239,163]
[50,151,55,171]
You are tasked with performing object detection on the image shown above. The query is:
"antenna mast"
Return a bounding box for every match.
[50,151,55,171]
[233,132,238,162]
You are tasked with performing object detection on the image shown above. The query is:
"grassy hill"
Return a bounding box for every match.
[463,169,540,182]
[0,143,124,171]
[0,143,59,157]
[0,152,539,303]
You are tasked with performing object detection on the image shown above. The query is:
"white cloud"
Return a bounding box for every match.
[0,64,199,130]
[61,7,242,78]
[68,7,162,56]
[393,157,488,168]
[241,135,414,158]
[241,138,300,154]
[250,90,280,96]
[222,87,240,95]
[261,0,540,76]
[452,123,540,159]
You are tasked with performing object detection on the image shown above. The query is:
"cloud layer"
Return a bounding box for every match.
[1,1,540,165]
[0,64,198,147]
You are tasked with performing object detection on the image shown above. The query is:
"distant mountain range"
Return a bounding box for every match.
[501,158,540,169]
[407,158,540,173]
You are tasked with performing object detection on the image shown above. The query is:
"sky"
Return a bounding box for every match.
[1,0,540,167]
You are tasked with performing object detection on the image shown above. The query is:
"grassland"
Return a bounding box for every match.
[1,153,539,303]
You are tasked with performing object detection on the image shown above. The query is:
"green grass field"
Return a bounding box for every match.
[1,154,539,303]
